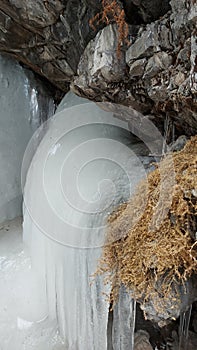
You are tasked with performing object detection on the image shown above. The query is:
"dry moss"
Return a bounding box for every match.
[97,136,197,311]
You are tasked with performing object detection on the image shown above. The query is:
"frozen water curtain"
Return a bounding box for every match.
[22,93,148,349]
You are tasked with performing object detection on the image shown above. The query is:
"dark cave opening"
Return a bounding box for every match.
[122,0,171,25]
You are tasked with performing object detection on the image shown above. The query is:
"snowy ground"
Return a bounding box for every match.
[0,218,65,350]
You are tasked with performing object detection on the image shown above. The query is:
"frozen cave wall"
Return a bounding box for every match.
[0,54,55,223]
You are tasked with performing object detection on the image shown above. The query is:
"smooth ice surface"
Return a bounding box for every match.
[0,54,54,223]
[56,90,89,111]
[23,94,148,349]
[112,285,136,350]
[0,218,65,350]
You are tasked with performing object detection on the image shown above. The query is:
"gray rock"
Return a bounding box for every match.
[129,58,147,78]
[134,330,153,350]
[143,52,172,79]
[126,23,160,63]
[140,274,197,327]
[76,24,126,86]
[0,0,103,91]
[72,0,197,135]
[0,0,196,135]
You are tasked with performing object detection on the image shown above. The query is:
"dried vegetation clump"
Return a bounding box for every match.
[97,136,197,309]
[89,0,129,56]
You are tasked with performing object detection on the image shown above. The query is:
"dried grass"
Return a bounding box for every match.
[97,136,197,311]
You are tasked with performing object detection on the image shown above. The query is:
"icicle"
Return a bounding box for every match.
[178,305,192,350]
[162,114,170,155]
[112,285,136,350]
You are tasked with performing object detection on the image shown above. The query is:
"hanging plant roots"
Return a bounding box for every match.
[97,136,197,323]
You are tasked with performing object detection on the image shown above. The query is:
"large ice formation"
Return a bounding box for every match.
[23,93,147,349]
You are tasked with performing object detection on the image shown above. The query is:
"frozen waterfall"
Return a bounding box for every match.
[0,54,54,224]
[22,93,148,349]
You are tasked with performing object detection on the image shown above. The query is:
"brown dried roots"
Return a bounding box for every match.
[89,0,129,57]
[97,136,197,314]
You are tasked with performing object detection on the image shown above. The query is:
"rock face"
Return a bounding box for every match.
[140,275,197,327]
[0,0,196,135]
[0,0,102,91]
[72,0,197,135]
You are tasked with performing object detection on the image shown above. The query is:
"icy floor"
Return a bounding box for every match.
[0,218,65,350]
